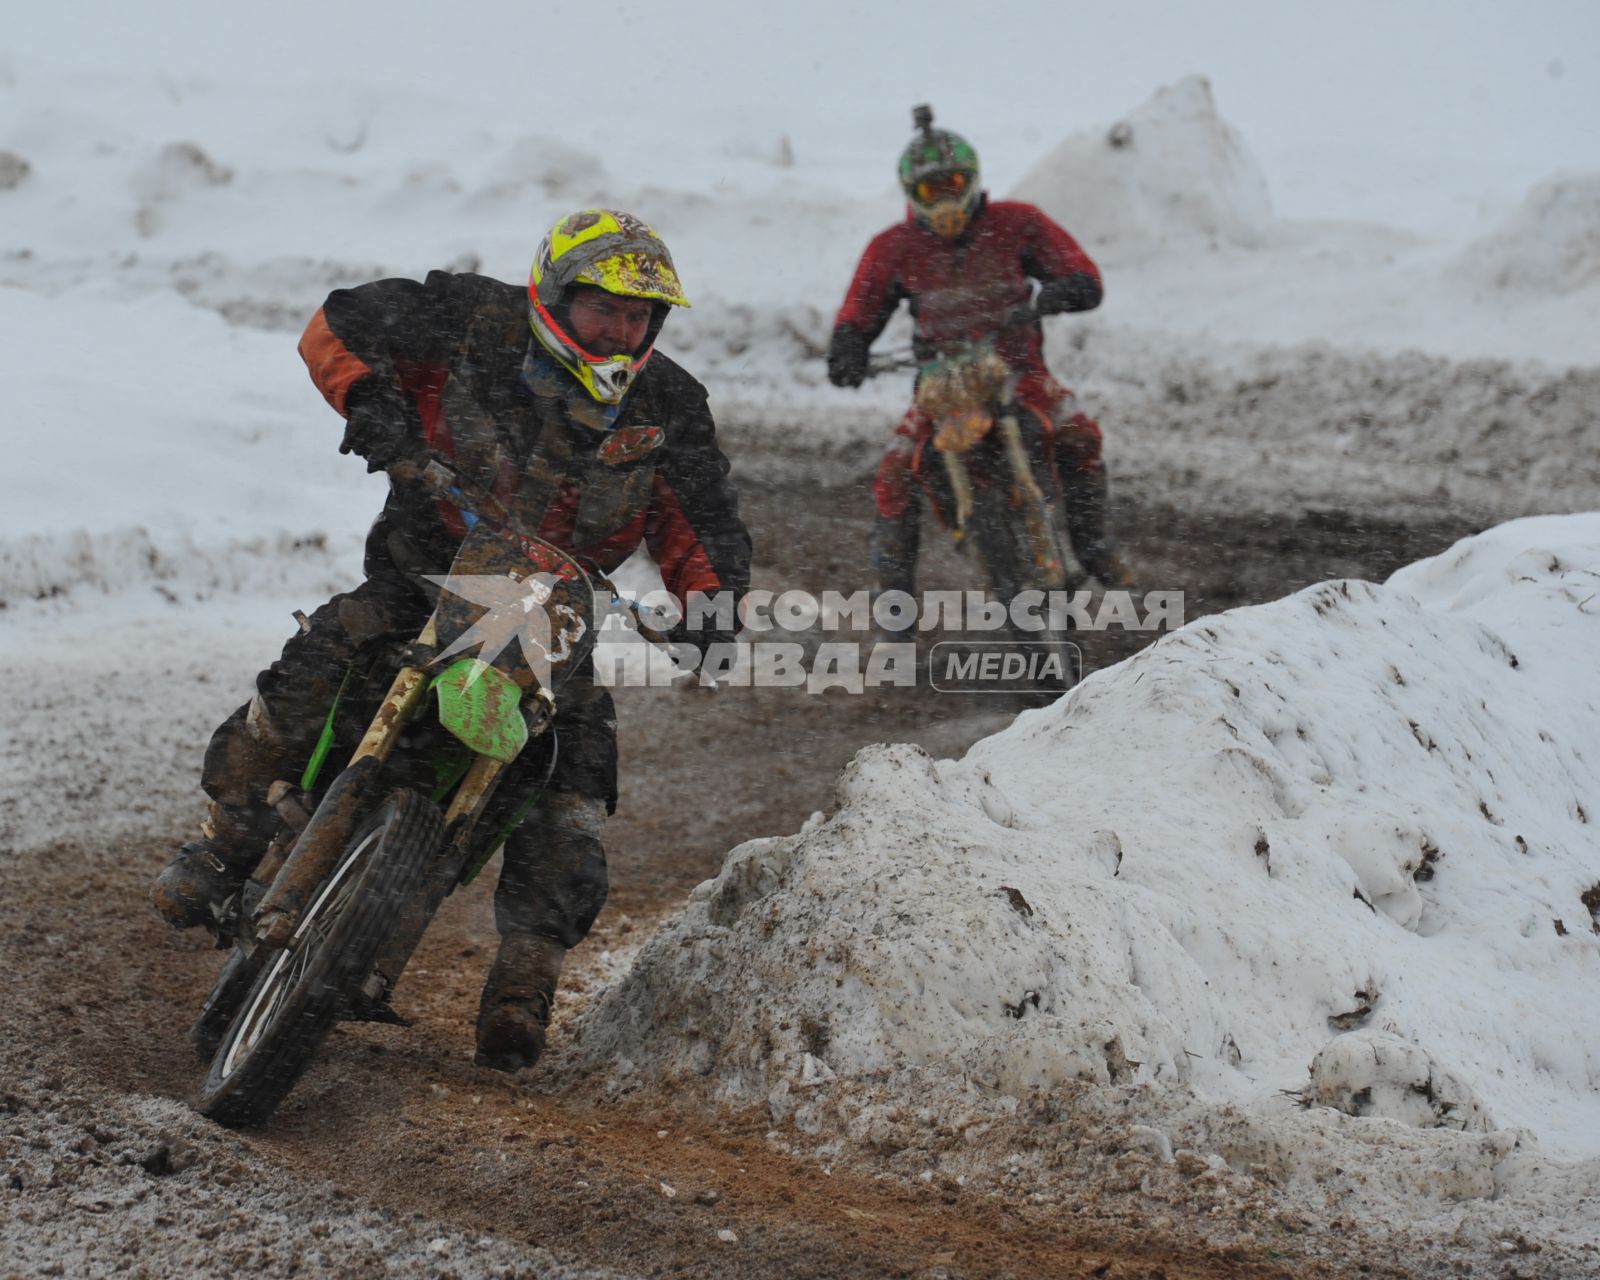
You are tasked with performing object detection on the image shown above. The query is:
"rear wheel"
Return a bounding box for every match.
[194,789,442,1128]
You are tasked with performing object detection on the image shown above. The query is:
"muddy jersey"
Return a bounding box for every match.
[298,271,750,631]
[833,197,1102,370]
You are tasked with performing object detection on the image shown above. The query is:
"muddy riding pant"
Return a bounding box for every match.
[198,571,614,951]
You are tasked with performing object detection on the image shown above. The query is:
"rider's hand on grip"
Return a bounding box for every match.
[680,630,737,693]
[1034,272,1104,315]
[827,324,870,388]
[338,379,423,475]
[662,636,720,693]
[999,304,1039,331]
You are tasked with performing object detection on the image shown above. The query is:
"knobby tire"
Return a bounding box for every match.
[194,789,442,1128]
[968,501,1081,692]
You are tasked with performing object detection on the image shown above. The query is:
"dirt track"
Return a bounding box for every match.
[0,470,1488,1278]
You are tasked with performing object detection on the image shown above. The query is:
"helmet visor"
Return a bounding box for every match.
[573,244,690,309]
[915,172,971,204]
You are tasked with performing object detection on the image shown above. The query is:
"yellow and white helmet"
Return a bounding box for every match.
[528,208,690,404]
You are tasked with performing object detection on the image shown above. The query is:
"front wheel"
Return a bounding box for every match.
[189,946,262,1063]
[194,789,442,1128]
[968,500,1082,694]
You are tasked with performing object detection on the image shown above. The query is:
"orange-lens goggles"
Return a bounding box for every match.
[915,172,969,203]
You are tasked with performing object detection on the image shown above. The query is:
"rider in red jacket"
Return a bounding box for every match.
[828,106,1127,623]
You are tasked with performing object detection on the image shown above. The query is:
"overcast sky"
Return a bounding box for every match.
[7,1,1595,228]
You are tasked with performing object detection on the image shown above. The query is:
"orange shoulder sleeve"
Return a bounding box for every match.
[298,306,374,415]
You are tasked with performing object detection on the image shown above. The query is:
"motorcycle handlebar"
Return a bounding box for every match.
[401,456,718,687]
[861,306,1043,381]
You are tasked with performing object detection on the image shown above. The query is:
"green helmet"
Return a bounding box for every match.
[898,104,981,239]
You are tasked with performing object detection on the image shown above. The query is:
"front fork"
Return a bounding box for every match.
[942,449,976,536]
[940,414,1066,590]
[250,619,466,949]
[1001,412,1068,590]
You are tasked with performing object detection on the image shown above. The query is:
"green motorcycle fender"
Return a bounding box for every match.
[430,658,528,763]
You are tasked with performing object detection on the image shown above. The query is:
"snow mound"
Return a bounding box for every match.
[1451,173,1600,296]
[578,515,1600,1161]
[1009,75,1271,260]
[1308,1029,1492,1133]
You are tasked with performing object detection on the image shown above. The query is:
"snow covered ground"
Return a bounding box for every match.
[3,0,1598,1270]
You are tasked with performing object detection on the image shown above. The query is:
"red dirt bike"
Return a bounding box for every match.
[870,313,1083,692]
[187,459,663,1127]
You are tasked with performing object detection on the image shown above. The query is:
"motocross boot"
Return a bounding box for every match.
[150,801,273,930]
[474,933,566,1073]
[1059,464,1133,588]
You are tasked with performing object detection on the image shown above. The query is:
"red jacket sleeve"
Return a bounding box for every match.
[642,375,751,637]
[833,225,908,344]
[1016,204,1102,290]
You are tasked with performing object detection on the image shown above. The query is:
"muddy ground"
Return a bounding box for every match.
[1,468,1494,1279]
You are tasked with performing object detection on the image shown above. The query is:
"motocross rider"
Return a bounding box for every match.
[827,106,1128,631]
[151,209,751,1072]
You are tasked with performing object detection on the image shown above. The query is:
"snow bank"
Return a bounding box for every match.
[0,285,381,606]
[1450,172,1600,296]
[578,515,1600,1167]
[1010,75,1272,260]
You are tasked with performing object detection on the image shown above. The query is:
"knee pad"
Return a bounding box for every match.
[534,793,608,841]
[494,796,609,946]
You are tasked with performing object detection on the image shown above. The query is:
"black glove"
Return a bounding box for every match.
[680,628,737,662]
[827,324,870,388]
[338,380,413,474]
[695,631,739,685]
[999,304,1040,331]
[660,628,736,684]
[1035,272,1104,315]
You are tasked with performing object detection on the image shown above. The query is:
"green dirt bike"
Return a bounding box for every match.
[188,459,651,1127]
[873,315,1083,693]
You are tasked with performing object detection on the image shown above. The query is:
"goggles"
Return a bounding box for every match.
[915,171,971,203]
